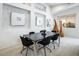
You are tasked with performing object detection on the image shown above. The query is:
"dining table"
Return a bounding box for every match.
[23,31,59,55]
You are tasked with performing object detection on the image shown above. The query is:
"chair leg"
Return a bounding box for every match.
[46,47,52,52]
[26,48,28,56]
[53,43,55,49]
[28,47,34,51]
[21,46,26,54]
[54,44,55,49]
[58,36,60,47]
[52,41,55,49]
[44,47,46,56]
[52,42,55,49]
[57,42,60,47]
[37,46,44,52]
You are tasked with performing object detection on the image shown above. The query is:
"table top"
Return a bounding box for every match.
[23,31,56,41]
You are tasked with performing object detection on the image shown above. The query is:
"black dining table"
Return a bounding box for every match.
[23,31,57,55]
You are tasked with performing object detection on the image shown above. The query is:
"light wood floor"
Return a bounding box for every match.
[0,37,79,56]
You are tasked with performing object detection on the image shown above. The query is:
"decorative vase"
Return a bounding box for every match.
[60,21,64,37]
[52,19,59,33]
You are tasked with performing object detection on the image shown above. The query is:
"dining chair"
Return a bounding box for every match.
[51,30,56,33]
[29,32,35,35]
[20,36,34,56]
[37,36,52,56]
[40,30,46,33]
[40,30,46,38]
[50,33,60,49]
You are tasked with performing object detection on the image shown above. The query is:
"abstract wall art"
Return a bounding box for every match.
[11,12,25,26]
[35,13,45,27]
[59,14,76,28]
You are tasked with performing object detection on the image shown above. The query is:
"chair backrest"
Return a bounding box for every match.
[42,36,51,45]
[20,36,33,46]
[40,30,46,33]
[20,36,29,46]
[40,30,46,37]
[29,32,35,35]
[51,30,56,33]
[51,34,59,41]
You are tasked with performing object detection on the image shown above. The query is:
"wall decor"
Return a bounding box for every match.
[47,19,51,27]
[35,13,46,27]
[11,12,25,26]
[34,3,46,12]
[59,14,76,28]
[53,19,59,33]
[60,21,64,37]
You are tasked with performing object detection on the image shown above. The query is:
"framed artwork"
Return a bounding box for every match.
[59,14,76,28]
[11,12,25,26]
[35,13,45,27]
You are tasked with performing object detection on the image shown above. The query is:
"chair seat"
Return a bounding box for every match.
[38,40,49,46]
[24,41,34,47]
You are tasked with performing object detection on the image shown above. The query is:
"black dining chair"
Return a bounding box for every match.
[37,36,52,56]
[29,32,35,35]
[51,30,56,33]
[40,30,46,38]
[40,30,46,33]
[50,33,60,49]
[20,36,34,56]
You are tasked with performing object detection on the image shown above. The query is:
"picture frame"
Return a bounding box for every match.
[35,13,45,27]
[59,14,76,28]
[11,12,25,26]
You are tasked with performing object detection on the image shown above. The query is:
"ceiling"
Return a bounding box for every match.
[46,3,75,7]
[47,3,79,14]
[47,3,64,6]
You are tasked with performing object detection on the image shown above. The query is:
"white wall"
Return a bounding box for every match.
[0,3,53,49]
[30,4,54,32]
[52,5,79,38]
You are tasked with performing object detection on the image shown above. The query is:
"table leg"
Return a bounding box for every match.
[33,41,37,56]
